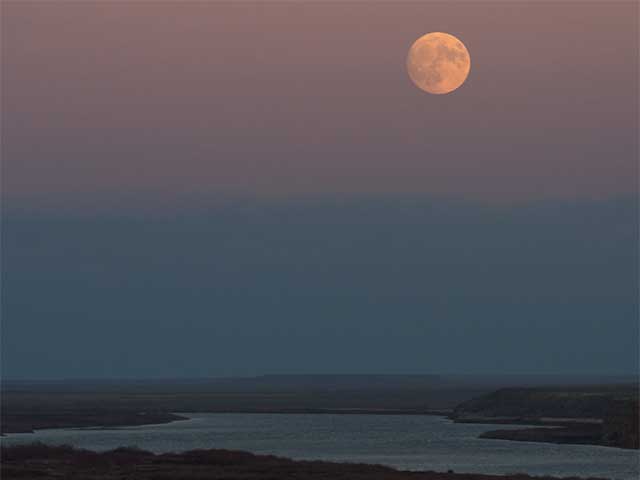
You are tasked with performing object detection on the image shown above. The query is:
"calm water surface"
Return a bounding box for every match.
[3,413,638,480]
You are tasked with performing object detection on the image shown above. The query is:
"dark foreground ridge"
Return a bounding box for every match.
[0,443,609,480]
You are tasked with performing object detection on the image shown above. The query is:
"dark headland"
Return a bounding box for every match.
[450,384,639,449]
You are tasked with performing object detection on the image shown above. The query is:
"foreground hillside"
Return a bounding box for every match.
[0,444,608,480]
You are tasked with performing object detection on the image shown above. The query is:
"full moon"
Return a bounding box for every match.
[406,32,471,95]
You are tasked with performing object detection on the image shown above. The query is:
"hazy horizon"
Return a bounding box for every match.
[2,1,638,379]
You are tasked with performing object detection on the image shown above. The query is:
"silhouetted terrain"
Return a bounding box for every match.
[0,443,610,480]
[452,384,638,419]
[451,385,639,449]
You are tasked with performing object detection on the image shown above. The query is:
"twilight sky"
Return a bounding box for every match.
[2,1,638,378]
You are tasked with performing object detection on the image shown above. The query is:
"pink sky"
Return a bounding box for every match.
[3,1,637,208]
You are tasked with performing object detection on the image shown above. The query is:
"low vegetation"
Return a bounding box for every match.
[1,443,610,480]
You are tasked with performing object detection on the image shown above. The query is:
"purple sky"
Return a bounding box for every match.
[1,2,637,378]
[3,1,637,209]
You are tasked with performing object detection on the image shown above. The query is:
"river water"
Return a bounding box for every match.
[2,413,638,480]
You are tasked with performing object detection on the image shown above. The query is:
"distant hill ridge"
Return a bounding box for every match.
[453,385,639,420]
[3,374,637,392]
[234,374,446,389]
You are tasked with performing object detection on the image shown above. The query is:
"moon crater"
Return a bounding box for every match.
[406,32,471,95]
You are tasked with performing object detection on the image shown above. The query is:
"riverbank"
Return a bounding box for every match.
[451,386,639,450]
[1,412,189,434]
[2,378,473,435]
[4,378,637,450]
[1,409,453,435]
[479,424,604,447]
[1,443,610,480]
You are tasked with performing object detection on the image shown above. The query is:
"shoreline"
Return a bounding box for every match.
[452,417,636,450]
[0,408,451,436]
[1,443,612,480]
[0,412,190,435]
[478,426,616,448]
[4,410,635,452]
